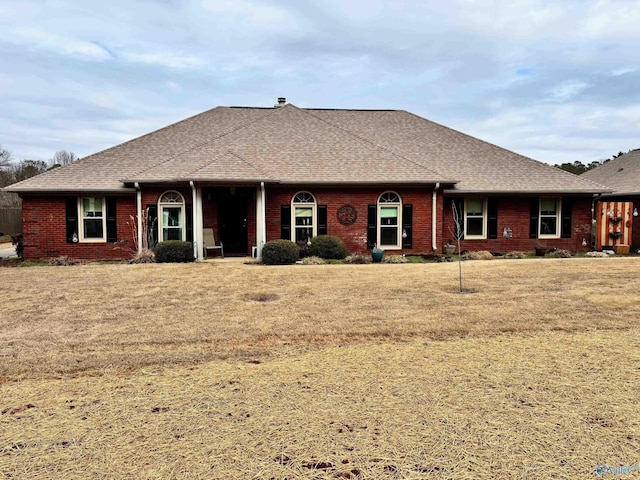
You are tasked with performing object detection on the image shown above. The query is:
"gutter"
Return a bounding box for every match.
[134,182,142,254]
[432,182,440,251]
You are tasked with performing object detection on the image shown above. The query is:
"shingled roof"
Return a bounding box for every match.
[581,149,640,196]
[6,103,608,194]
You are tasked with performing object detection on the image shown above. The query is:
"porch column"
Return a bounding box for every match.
[196,186,204,260]
[135,182,142,253]
[256,182,267,258]
[190,181,204,261]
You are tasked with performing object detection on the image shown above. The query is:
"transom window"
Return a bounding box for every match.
[378,191,401,248]
[159,191,185,241]
[292,191,316,242]
[540,198,559,237]
[465,198,486,238]
[79,197,106,241]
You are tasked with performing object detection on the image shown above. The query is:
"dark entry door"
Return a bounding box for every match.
[218,194,248,254]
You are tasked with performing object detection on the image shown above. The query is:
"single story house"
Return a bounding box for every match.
[5,98,609,260]
[581,150,639,251]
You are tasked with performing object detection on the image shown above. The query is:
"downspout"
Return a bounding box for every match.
[591,193,602,249]
[190,181,197,260]
[259,182,266,258]
[432,182,440,251]
[135,182,142,253]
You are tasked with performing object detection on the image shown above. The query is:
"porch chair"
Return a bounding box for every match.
[203,228,224,259]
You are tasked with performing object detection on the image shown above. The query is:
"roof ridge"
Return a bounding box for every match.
[298,107,452,181]
[125,107,280,181]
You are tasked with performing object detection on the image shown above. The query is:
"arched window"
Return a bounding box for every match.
[292,191,316,242]
[378,191,402,248]
[158,191,185,241]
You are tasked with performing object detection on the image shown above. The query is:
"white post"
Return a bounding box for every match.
[135,182,142,253]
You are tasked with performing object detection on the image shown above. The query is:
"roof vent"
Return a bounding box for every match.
[275,97,286,107]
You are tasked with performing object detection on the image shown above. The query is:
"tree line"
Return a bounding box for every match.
[0,144,78,207]
[554,151,631,175]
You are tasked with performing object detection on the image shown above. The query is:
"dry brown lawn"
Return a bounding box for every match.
[1,257,639,479]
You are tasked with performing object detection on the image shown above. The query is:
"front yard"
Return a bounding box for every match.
[1,258,639,478]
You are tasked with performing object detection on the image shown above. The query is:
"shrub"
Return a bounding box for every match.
[307,235,349,260]
[261,239,299,265]
[49,255,80,266]
[129,249,155,264]
[344,254,371,264]
[552,249,572,258]
[154,241,195,263]
[383,255,408,263]
[504,251,527,259]
[302,256,326,265]
[463,250,494,260]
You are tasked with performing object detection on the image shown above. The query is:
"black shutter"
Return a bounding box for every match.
[529,197,539,238]
[402,204,413,249]
[367,204,377,249]
[106,197,117,242]
[146,205,158,248]
[317,205,327,235]
[561,197,572,238]
[487,198,498,239]
[281,205,291,240]
[65,197,78,243]
[450,197,464,240]
[186,204,193,243]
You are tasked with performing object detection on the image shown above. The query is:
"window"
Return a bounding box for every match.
[539,198,559,237]
[292,191,316,243]
[465,198,486,238]
[378,191,401,248]
[159,191,185,241]
[79,197,106,241]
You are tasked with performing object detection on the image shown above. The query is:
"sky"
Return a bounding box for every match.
[0,0,638,166]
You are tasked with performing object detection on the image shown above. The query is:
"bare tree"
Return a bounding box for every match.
[50,149,78,167]
[0,145,11,169]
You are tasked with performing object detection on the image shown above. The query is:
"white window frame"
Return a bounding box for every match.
[377,191,402,249]
[539,197,561,239]
[159,191,186,242]
[291,191,316,243]
[78,197,106,242]
[464,198,487,239]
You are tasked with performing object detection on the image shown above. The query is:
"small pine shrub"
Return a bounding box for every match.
[344,254,371,264]
[302,256,326,265]
[154,241,195,263]
[130,249,156,264]
[552,249,572,258]
[262,239,299,265]
[307,235,349,260]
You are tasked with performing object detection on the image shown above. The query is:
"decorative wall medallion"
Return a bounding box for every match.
[337,204,357,225]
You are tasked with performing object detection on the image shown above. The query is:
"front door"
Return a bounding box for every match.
[218,193,249,255]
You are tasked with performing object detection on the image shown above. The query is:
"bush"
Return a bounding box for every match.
[552,249,572,258]
[504,251,527,259]
[302,256,326,265]
[344,254,371,264]
[307,235,349,260]
[49,255,79,266]
[154,241,195,263]
[262,239,299,265]
[129,249,155,264]
[462,250,494,260]
[383,255,408,263]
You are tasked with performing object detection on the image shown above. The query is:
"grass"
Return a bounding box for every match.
[1,257,640,478]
